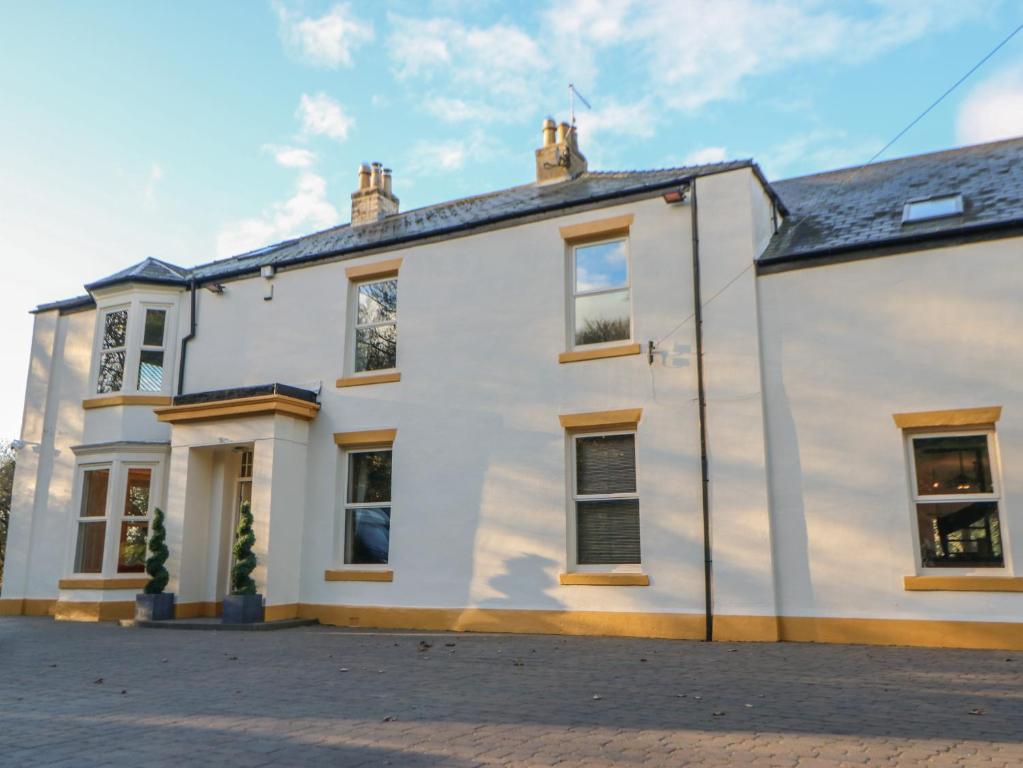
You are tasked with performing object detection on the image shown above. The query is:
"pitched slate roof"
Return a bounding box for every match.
[85,257,190,291]
[761,136,1023,265]
[189,162,755,282]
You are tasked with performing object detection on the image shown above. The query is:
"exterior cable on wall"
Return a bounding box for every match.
[652,261,755,348]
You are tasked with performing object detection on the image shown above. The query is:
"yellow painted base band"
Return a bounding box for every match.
[54,601,134,622]
[336,372,401,388]
[777,616,1023,651]
[175,601,221,619]
[265,604,300,622]
[0,599,57,617]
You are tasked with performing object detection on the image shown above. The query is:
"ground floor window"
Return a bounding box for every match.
[908,431,1004,568]
[572,432,641,565]
[343,448,392,564]
[71,457,161,577]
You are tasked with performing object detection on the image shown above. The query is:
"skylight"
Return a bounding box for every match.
[902,194,964,224]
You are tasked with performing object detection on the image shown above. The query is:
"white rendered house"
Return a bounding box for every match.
[4,123,1023,650]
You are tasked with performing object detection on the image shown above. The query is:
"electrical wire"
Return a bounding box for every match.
[654,261,754,347]
[865,21,1023,165]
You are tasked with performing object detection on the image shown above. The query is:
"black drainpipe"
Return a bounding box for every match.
[688,179,714,642]
[177,278,197,396]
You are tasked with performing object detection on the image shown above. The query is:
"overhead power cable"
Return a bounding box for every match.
[866,21,1023,164]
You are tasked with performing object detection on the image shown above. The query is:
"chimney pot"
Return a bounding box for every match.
[542,118,556,147]
[556,122,570,144]
[370,162,383,189]
[383,168,393,196]
[358,163,371,190]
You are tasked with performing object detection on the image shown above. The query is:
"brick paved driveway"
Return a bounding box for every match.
[1,618,1021,767]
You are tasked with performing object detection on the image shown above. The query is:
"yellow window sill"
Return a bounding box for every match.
[559,573,649,586]
[336,372,401,388]
[559,343,642,364]
[82,395,173,409]
[903,576,1023,593]
[324,569,394,582]
[58,577,149,590]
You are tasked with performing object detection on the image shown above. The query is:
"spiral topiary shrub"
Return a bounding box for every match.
[231,500,257,595]
[144,507,170,595]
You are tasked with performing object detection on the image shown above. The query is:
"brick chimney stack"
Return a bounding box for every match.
[351,162,399,225]
[535,117,587,184]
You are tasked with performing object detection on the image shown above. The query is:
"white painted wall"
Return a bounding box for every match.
[758,237,1023,622]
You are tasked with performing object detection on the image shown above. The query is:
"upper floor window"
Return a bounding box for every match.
[571,238,631,347]
[92,301,173,395]
[137,309,167,392]
[354,279,398,373]
[97,309,129,393]
[902,194,963,224]
[908,431,1003,569]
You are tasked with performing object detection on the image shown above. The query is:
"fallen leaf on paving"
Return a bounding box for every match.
[592,694,602,700]
[339,668,349,672]
[968,708,985,716]
[713,711,726,717]
[382,715,395,722]
[94,678,103,685]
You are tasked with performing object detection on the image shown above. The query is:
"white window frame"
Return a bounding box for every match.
[567,429,642,573]
[347,277,399,376]
[568,236,633,351]
[136,305,169,393]
[904,428,1011,576]
[67,454,165,579]
[336,447,393,568]
[95,305,130,394]
[90,294,177,398]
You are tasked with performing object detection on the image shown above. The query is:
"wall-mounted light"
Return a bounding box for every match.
[206,283,225,295]
[261,264,275,301]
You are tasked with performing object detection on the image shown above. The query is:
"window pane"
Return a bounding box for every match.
[102,310,128,349]
[904,196,962,223]
[576,434,636,495]
[117,522,148,573]
[577,499,641,564]
[347,450,392,504]
[913,435,992,495]
[143,309,166,347]
[137,350,164,392]
[358,280,397,325]
[575,241,628,292]
[345,507,391,564]
[80,469,109,517]
[75,521,106,573]
[123,468,152,517]
[355,324,397,372]
[97,351,125,393]
[917,501,1003,567]
[574,291,630,346]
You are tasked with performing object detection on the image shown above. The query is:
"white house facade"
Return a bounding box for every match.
[4,124,1022,650]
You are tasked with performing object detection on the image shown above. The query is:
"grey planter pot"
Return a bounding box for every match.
[136,593,175,622]
[222,594,265,624]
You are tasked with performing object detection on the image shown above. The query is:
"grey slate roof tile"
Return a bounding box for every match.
[762,136,1023,263]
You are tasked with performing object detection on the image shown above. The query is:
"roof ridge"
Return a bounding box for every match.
[775,135,1023,184]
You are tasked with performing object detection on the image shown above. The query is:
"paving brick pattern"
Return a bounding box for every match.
[1,618,1021,767]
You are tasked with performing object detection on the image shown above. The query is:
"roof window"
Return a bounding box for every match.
[902,194,963,224]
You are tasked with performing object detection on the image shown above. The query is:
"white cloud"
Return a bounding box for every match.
[388,14,547,123]
[406,131,501,175]
[297,92,353,142]
[216,171,338,257]
[574,99,656,145]
[956,63,1023,145]
[263,144,317,168]
[143,163,163,205]
[275,2,373,68]
[423,96,507,123]
[684,146,729,165]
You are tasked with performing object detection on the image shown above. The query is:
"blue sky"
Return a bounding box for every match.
[2,1,1023,439]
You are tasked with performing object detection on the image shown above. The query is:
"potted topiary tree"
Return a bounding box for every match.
[222,500,264,623]
[135,507,175,621]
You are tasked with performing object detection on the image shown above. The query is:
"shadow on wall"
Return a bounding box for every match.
[481,553,562,612]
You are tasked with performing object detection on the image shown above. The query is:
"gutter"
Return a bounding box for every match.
[177,278,197,396]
